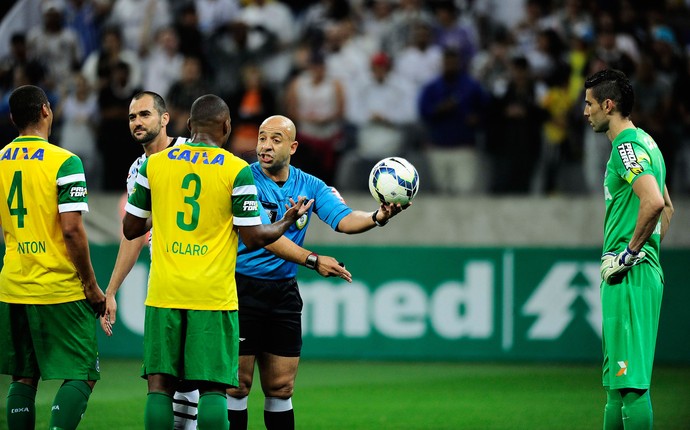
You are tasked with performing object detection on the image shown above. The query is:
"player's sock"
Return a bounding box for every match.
[197,392,228,429]
[48,380,91,430]
[145,392,174,430]
[227,395,248,430]
[173,390,199,430]
[6,381,36,429]
[621,389,653,430]
[604,388,624,430]
[264,397,294,430]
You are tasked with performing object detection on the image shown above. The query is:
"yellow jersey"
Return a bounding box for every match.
[126,142,262,310]
[0,136,89,304]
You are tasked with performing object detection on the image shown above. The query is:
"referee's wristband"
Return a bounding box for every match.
[305,252,318,270]
[372,210,388,227]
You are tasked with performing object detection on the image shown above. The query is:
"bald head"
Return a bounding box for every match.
[260,115,296,141]
[189,94,230,129]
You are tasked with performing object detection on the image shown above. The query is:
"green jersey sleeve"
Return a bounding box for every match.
[125,158,152,218]
[56,155,89,213]
[232,165,261,226]
[613,141,653,185]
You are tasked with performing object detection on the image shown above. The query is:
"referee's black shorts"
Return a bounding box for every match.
[235,273,303,357]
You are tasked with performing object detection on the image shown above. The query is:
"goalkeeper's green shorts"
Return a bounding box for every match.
[0,300,100,381]
[142,306,239,387]
[601,263,663,390]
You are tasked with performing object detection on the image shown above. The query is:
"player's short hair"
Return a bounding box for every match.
[584,69,634,117]
[9,85,49,130]
[189,94,229,128]
[133,91,167,115]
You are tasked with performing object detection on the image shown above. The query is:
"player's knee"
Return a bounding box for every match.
[263,381,294,399]
[227,382,251,398]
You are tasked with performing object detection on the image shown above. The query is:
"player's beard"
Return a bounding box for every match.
[132,126,160,145]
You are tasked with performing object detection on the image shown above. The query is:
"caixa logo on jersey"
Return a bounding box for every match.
[69,186,87,198]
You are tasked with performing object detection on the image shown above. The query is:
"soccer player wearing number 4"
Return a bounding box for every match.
[583,69,674,429]
[123,94,313,429]
[0,85,106,430]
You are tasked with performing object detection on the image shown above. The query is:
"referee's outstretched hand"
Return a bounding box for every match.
[317,256,352,283]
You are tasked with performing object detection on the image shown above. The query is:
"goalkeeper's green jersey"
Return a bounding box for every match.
[0,136,90,304]
[603,128,665,277]
[126,142,262,311]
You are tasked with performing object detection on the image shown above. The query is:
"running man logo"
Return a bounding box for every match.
[616,361,628,376]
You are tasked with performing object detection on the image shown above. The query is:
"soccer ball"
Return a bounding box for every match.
[368,157,419,205]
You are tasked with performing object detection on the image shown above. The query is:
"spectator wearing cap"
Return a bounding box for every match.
[284,50,346,184]
[335,51,418,191]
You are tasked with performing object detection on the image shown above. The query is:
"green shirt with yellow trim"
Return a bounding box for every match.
[126,142,261,311]
[0,136,89,304]
[603,128,666,276]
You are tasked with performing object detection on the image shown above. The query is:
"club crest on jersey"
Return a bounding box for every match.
[617,143,643,175]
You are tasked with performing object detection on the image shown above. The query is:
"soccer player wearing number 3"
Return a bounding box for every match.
[123,95,313,429]
[583,69,674,429]
[226,115,409,430]
[0,85,106,429]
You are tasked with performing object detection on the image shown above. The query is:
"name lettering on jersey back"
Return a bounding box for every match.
[1,147,44,161]
[17,241,46,254]
[165,241,208,256]
[167,148,224,165]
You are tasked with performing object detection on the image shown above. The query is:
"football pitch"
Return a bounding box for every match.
[1,359,689,429]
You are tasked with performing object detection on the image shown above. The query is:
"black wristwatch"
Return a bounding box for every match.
[305,252,319,270]
[372,209,388,227]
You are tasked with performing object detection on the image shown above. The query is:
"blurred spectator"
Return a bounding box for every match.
[173,2,206,59]
[166,55,210,138]
[63,0,109,61]
[240,0,297,89]
[535,63,579,194]
[524,28,567,83]
[81,26,142,92]
[227,63,276,162]
[27,1,82,94]
[55,72,101,189]
[285,50,345,184]
[382,0,434,55]
[546,0,592,43]
[96,60,142,191]
[671,50,690,193]
[394,20,443,95]
[335,51,418,191]
[142,26,183,98]
[648,25,684,86]
[418,47,488,195]
[359,0,396,52]
[485,56,545,194]
[470,27,513,97]
[430,0,479,67]
[592,24,636,78]
[107,0,171,56]
[194,0,240,36]
[207,20,275,98]
[300,0,352,47]
[631,53,676,191]
[0,33,45,95]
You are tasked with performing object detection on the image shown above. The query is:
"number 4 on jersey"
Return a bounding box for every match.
[7,171,27,228]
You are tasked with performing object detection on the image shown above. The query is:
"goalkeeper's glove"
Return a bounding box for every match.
[600,246,646,284]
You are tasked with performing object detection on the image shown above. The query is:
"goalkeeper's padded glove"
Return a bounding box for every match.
[600,246,646,284]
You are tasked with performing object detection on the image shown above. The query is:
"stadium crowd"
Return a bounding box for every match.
[1,0,690,196]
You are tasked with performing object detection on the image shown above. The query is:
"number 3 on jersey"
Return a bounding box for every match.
[7,171,27,228]
[177,173,201,231]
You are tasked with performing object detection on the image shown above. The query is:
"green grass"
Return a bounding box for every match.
[1,359,689,429]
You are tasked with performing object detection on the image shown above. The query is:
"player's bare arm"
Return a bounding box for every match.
[265,237,352,282]
[60,211,106,316]
[336,202,408,234]
[660,185,674,242]
[100,234,148,336]
[123,212,149,240]
[628,175,666,251]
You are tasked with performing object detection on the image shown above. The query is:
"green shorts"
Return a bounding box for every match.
[0,300,100,381]
[601,263,663,390]
[142,306,239,387]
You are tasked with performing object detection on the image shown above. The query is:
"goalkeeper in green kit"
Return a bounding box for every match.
[583,69,674,429]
